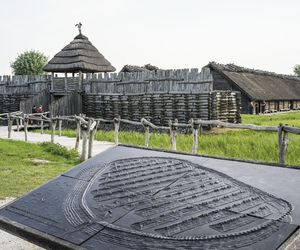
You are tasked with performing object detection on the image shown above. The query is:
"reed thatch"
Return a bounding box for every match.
[208,62,300,101]
[44,34,116,73]
[120,64,159,72]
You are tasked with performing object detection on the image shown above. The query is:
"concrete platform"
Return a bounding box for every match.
[0,146,300,250]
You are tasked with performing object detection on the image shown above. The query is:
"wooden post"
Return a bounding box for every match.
[278,124,289,165]
[24,116,29,142]
[169,119,178,151]
[114,117,120,145]
[58,119,62,137]
[64,72,68,91]
[50,117,57,143]
[282,129,289,164]
[88,120,98,159]
[78,71,83,114]
[16,118,20,132]
[51,72,54,91]
[40,119,44,134]
[7,113,13,139]
[191,119,200,154]
[145,125,150,147]
[75,117,81,149]
[81,124,88,162]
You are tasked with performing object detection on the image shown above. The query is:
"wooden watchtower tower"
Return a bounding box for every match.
[43,23,116,113]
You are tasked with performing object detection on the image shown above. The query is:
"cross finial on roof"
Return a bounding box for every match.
[75,22,82,35]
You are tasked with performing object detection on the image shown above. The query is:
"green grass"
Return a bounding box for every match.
[2,112,298,198]
[33,111,300,166]
[242,111,300,127]
[0,139,80,199]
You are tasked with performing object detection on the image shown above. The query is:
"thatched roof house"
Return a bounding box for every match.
[44,33,115,73]
[120,64,159,73]
[205,62,300,114]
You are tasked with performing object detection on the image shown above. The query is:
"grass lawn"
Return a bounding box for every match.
[39,111,300,166]
[0,139,80,199]
[1,112,300,198]
[242,111,300,127]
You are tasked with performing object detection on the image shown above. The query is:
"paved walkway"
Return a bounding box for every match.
[0,126,115,157]
[0,125,115,250]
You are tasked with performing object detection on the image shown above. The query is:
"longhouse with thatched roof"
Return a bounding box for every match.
[204,62,300,114]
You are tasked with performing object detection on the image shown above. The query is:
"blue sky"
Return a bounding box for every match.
[1,0,299,74]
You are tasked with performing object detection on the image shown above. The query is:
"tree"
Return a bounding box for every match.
[294,64,300,76]
[10,50,48,75]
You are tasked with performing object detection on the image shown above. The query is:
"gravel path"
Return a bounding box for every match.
[0,126,115,249]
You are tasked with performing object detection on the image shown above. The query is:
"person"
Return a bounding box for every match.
[30,105,37,124]
[32,105,37,114]
[36,105,44,113]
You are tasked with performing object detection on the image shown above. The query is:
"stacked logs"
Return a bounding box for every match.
[0,94,28,114]
[210,91,241,123]
[82,91,240,127]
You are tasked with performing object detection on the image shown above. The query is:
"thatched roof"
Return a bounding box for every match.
[208,62,300,101]
[44,34,116,73]
[120,64,159,72]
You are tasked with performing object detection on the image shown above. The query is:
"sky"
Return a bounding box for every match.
[0,0,299,75]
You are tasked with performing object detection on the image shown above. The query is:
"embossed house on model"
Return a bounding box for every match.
[204,62,300,114]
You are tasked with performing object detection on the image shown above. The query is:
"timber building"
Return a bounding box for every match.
[205,62,300,114]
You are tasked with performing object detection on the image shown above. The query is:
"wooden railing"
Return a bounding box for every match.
[1,112,300,166]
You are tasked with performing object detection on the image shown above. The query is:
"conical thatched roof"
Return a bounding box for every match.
[44,34,116,73]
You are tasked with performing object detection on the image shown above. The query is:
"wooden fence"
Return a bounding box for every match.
[0,111,299,166]
[0,75,50,115]
[19,89,51,113]
[83,68,213,94]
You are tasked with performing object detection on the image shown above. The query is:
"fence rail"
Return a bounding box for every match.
[0,111,299,166]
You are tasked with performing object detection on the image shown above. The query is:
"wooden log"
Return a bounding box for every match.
[7,113,13,139]
[190,119,200,154]
[75,118,81,149]
[88,120,98,159]
[283,125,300,135]
[80,124,88,162]
[145,126,150,148]
[51,73,54,91]
[194,119,278,132]
[119,118,141,126]
[282,130,289,165]
[278,124,289,165]
[16,118,20,132]
[140,118,169,130]
[64,72,68,91]
[58,119,62,137]
[114,117,120,145]
[169,119,178,151]
[40,120,44,134]
[278,124,284,165]
[24,116,29,142]
[50,118,57,143]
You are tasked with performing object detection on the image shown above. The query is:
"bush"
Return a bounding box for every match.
[39,142,78,160]
[10,50,48,75]
[294,64,300,76]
